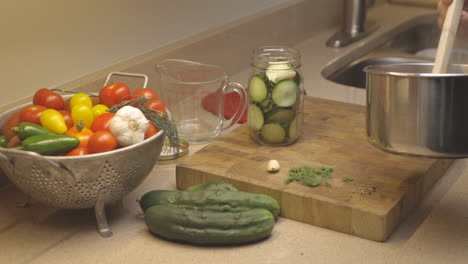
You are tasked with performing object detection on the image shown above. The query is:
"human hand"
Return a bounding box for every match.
[438,0,468,40]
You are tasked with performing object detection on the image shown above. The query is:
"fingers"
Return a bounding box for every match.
[438,15,445,29]
[437,0,452,20]
[438,0,464,26]
[458,11,468,40]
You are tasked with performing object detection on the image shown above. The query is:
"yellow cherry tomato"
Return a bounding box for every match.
[71,104,95,128]
[40,109,68,134]
[70,93,93,109]
[92,104,109,117]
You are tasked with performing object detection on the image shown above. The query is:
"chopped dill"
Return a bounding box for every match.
[285,166,333,187]
[342,176,353,183]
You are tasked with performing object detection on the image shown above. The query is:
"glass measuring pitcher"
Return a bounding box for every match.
[156,59,247,144]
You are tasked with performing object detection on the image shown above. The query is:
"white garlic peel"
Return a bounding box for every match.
[110,106,149,147]
[267,160,280,172]
[266,64,296,83]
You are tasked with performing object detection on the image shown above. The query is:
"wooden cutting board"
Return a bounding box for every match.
[389,0,438,8]
[175,97,453,241]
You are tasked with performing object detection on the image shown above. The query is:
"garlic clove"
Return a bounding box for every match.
[267,160,280,173]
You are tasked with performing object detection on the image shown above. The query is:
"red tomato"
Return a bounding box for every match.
[99,83,131,107]
[63,98,71,112]
[88,131,118,153]
[144,122,160,139]
[91,112,115,132]
[145,99,166,114]
[66,147,89,156]
[58,110,73,130]
[65,124,94,148]
[33,88,64,110]
[6,136,21,148]
[90,96,100,106]
[20,105,47,125]
[131,88,158,100]
[2,111,21,140]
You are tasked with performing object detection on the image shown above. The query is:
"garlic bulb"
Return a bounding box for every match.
[110,105,148,147]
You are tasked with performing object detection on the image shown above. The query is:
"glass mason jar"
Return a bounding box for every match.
[247,46,304,146]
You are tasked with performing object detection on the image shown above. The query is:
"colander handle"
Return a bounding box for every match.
[27,152,77,185]
[103,72,149,88]
[0,151,14,176]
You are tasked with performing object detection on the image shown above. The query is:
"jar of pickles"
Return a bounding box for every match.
[247,46,304,146]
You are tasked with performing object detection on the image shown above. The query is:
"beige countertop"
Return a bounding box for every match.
[2,2,468,264]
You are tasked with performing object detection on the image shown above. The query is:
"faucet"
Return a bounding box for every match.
[326,0,378,48]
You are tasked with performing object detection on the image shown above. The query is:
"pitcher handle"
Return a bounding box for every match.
[223,82,247,130]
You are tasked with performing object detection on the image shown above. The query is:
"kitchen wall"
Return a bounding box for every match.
[0,0,294,107]
[0,0,344,186]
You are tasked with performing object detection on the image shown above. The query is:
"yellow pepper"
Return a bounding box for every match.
[70,93,93,109]
[92,104,109,117]
[71,104,95,128]
[40,109,68,134]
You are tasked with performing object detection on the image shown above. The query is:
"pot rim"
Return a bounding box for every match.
[364,62,468,78]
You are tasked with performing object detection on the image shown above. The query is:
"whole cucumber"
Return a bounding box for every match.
[15,135,80,155]
[144,205,275,245]
[139,189,280,218]
[185,181,238,192]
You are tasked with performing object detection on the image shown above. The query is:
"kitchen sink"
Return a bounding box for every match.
[388,22,440,54]
[327,56,426,88]
[323,14,441,89]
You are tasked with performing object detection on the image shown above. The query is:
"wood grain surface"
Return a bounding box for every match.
[389,0,438,8]
[176,97,453,241]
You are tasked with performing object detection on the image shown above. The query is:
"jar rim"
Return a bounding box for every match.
[252,46,301,69]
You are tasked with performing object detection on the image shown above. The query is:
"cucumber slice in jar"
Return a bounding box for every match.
[266,109,295,126]
[248,104,264,131]
[266,64,296,83]
[288,116,300,141]
[272,80,298,107]
[249,76,268,103]
[288,112,303,141]
[261,123,286,144]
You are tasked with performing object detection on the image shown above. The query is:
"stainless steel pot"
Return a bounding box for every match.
[365,63,468,158]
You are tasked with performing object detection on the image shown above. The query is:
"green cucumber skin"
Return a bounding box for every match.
[185,181,238,192]
[249,76,268,103]
[144,205,274,245]
[139,190,280,218]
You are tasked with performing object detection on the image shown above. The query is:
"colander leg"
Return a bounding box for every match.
[95,188,112,237]
[16,196,31,208]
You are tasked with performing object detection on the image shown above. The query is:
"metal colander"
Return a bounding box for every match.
[0,73,166,237]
